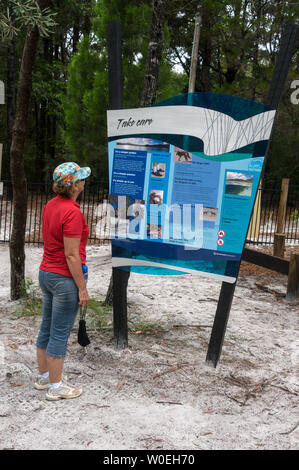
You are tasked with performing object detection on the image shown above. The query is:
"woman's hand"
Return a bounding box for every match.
[78,287,90,307]
[64,236,90,307]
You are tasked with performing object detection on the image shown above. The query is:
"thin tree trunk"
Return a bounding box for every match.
[201,3,212,92]
[251,0,262,101]
[6,8,15,193]
[105,274,113,304]
[140,0,168,107]
[73,19,80,53]
[10,0,50,300]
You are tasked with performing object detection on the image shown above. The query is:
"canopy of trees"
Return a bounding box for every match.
[0,0,298,187]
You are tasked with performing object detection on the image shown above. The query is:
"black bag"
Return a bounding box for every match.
[78,306,90,347]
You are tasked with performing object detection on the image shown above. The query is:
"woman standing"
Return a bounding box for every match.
[35,162,91,401]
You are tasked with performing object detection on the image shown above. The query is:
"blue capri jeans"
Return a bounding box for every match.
[36,270,87,358]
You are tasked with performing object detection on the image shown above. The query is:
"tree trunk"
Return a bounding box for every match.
[140,0,168,107]
[105,275,113,305]
[9,0,50,300]
[6,8,15,193]
[200,3,212,92]
[73,19,80,53]
[251,0,262,101]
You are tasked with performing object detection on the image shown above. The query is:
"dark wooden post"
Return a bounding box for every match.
[107,20,130,349]
[107,21,123,114]
[205,282,236,367]
[286,254,299,302]
[206,24,299,368]
[274,178,289,258]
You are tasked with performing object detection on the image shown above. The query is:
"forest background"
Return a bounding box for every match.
[0,0,298,188]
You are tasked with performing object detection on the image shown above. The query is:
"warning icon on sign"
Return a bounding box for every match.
[217,238,224,246]
[217,230,225,238]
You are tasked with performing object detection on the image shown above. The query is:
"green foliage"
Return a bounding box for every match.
[62,0,188,180]
[14,278,43,317]
[83,297,113,331]
[83,297,163,336]
[290,209,299,223]
[1,0,299,184]
[62,36,109,176]
[0,0,57,40]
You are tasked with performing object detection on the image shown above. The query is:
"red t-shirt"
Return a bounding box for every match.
[40,195,89,277]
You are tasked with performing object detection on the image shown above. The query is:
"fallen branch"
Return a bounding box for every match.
[156,401,183,405]
[153,363,188,379]
[223,375,277,406]
[269,384,299,396]
[255,283,285,298]
[159,346,176,356]
[85,403,111,409]
[224,391,248,406]
[173,324,211,329]
[279,422,299,435]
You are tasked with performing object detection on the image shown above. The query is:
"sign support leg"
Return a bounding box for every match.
[112,267,130,349]
[205,23,299,368]
[107,20,130,349]
[206,282,236,367]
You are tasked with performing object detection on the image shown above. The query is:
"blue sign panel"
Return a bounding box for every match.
[107,92,276,282]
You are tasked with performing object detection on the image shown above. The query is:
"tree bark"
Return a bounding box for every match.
[6,7,16,191]
[251,0,262,101]
[140,0,168,107]
[105,274,113,305]
[73,19,80,53]
[200,3,211,92]
[9,0,50,300]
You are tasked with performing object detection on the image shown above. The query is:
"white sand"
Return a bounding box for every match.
[0,244,298,450]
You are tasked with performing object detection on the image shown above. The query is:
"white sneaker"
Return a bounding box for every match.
[45,382,82,401]
[34,374,67,390]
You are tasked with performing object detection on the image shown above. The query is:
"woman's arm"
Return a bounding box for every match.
[63,236,90,307]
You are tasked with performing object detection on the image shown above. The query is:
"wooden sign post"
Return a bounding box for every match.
[107,20,130,350]
[274,178,290,258]
[206,24,299,367]
[0,80,4,197]
[286,254,299,301]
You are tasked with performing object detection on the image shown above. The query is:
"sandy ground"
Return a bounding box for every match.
[0,243,298,450]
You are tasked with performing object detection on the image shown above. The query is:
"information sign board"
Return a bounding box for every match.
[107,92,275,283]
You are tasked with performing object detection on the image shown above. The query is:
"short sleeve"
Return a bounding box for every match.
[62,208,84,237]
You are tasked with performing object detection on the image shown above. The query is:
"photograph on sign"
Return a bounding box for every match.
[107,92,276,283]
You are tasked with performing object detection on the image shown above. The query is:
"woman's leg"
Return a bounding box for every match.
[37,347,48,375]
[36,270,53,374]
[47,356,65,384]
[46,273,79,383]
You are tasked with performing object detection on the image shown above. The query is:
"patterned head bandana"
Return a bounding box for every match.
[53,162,91,186]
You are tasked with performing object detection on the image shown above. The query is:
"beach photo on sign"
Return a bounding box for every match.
[147,223,162,238]
[174,147,192,163]
[151,162,166,178]
[116,137,170,152]
[225,171,254,197]
[149,190,163,205]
